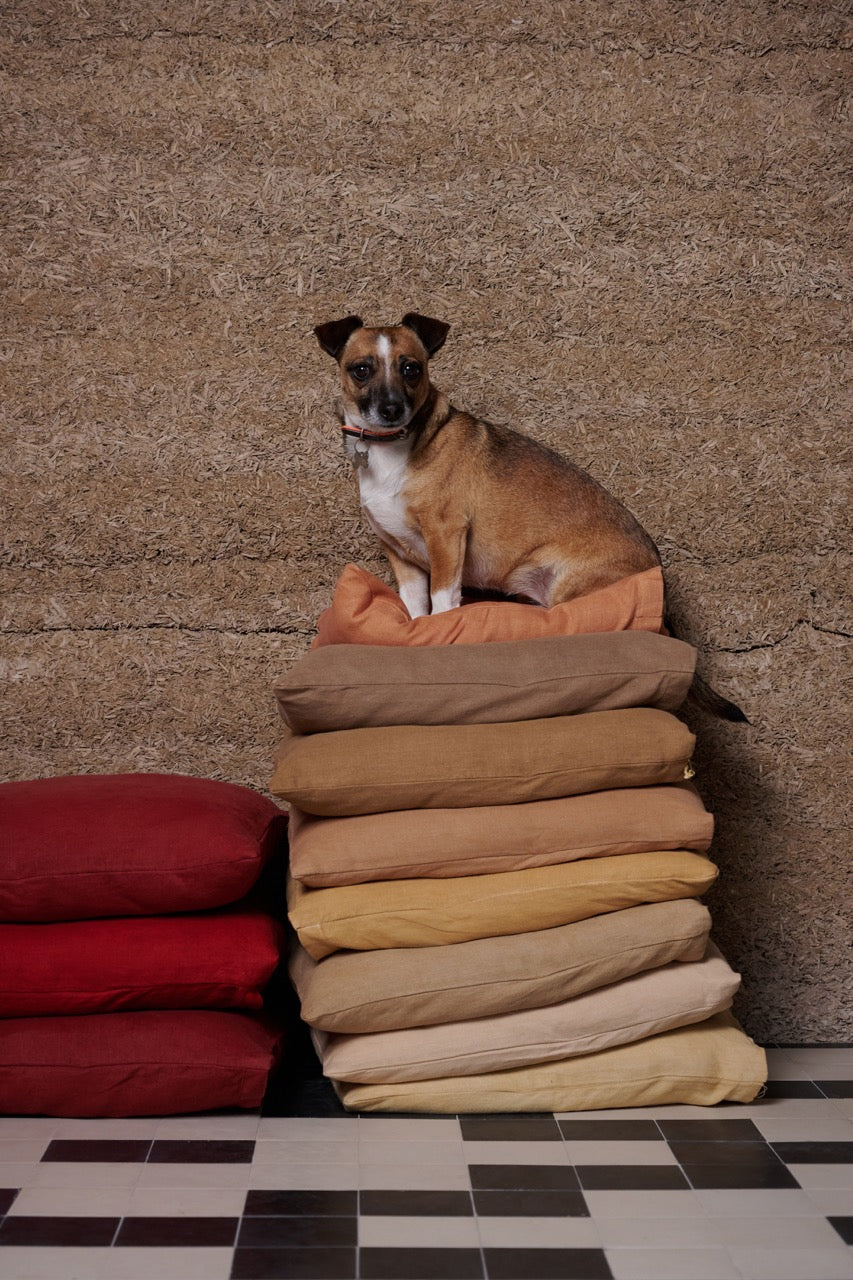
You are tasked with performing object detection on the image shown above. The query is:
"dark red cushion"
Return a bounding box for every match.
[0,1010,283,1116]
[0,773,287,921]
[0,907,284,1017]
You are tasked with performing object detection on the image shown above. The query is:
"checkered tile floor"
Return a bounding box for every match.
[0,1046,851,1280]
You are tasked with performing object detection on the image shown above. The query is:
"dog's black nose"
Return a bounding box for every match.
[377,396,405,424]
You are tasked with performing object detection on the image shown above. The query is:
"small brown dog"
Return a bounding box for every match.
[315,311,746,721]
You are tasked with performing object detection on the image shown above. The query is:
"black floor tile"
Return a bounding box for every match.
[558,1120,661,1142]
[762,1080,824,1098]
[771,1141,853,1163]
[816,1080,853,1098]
[40,1138,152,1162]
[238,1216,357,1248]
[681,1161,800,1189]
[116,1216,239,1246]
[472,1189,589,1217]
[231,1246,357,1279]
[460,1116,562,1142]
[667,1140,779,1166]
[658,1119,764,1142]
[148,1138,255,1163]
[360,1189,474,1216]
[829,1216,853,1245]
[575,1165,690,1191]
[0,1190,18,1215]
[469,1164,581,1191]
[0,1216,120,1246]
[244,1190,357,1217]
[484,1247,613,1279]
[360,1246,484,1279]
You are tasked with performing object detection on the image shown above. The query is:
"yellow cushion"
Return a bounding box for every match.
[335,1012,767,1112]
[287,849,718,960]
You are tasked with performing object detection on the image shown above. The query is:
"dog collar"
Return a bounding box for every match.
[341,424,409,443]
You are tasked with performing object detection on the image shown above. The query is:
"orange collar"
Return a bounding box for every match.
[341,424,409,443]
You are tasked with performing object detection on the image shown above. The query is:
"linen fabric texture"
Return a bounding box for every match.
[335,1012,767,1112]
[288,898,712,1033]
[313,564,665,647]
[0,773,287,922]
[287,850,718,960]
[271,708,696,817]
[276,630,696,733]
[0,908,284,1017]
[0,1010,283,1117]
[287,783,713,888]
[312,943,740,1082]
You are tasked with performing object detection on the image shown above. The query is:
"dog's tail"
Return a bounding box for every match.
[664,611,750,724]
[687,670,750,723]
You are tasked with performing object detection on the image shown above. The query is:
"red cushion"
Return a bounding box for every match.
[0,907,284,1017]
[0,1011,283,1116]
[0,773,287,922]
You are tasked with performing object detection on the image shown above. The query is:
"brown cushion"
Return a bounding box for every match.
[289,898,712,1032]
[275,631,696,733]
[335,1012,767,1112]
[270,708,696,817]
[314,563,665,647]
[286,850,718,959]
[288,783,713,887]
[313,944,740,1082]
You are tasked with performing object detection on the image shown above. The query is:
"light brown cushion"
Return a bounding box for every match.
[335,1012,768,1112]
[286,850,718,960]
[270,708,696,817]
[275,631,696,733]
[314,944,740,1082]
[289,898,712,1033]
[314,564,665,648]
[288,783,712,887]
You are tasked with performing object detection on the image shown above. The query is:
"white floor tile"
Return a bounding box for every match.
[476,1215,602,1247]
[360,1139,466,1166]
[251,1137,357,1164]
[461,1139,570,1165]
[358,1214,480,1247]
[358,1162,473,1191]
[562,1139,678,1165]
[584,1189,708,1219]
[693,1188,828,1217]
[605,1246,742,1279]
[727,1246,853,1280]
[6,1187,136,1217]
[247,1162,359,1189]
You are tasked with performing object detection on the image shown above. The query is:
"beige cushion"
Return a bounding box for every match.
[335,1011,768,1112]
[270,708,696,817]
[288,783,713,888]
[289,898,712,1033]
[275,631,696,733]
[314,563,665,647]
[314,943,740,1082]
[287,850,718,959]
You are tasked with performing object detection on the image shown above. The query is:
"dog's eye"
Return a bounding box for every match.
[349,363,372,383]
[401,361,422,381]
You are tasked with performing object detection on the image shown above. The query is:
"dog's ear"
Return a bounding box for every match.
[400,313,450,356]
[314,315,364,359]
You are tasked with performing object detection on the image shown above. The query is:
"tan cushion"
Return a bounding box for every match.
[286,850,718,959]
[314,564,665,648]
[288,783,713,887]
[335,1011,768,1112]
[275,631,696,733]
[289,898,712,1033]
[270,708,696,817]
[314,943,740,1082]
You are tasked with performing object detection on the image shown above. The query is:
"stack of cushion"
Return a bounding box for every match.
[270,565,767,1113]
[0,772,288,1116]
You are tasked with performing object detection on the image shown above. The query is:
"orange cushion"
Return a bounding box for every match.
[314,564,665,647]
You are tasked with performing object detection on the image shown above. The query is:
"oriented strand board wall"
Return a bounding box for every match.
[2,2,850,1043]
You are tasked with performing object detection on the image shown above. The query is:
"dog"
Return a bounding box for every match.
[314,311,747,721]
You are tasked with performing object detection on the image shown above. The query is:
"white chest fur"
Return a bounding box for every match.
[347,437,427,563]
